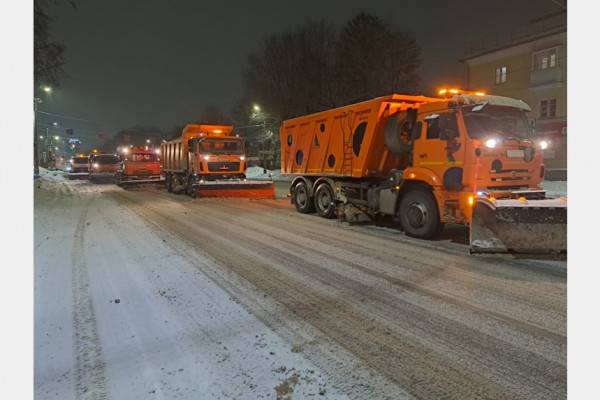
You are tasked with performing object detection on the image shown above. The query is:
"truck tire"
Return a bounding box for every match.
[293,181,314,214]
[314,182,336,218]
[166,174,173,192]
[398,189,441,239]
[186,176,196,198]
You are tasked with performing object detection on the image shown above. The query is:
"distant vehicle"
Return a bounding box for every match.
[280,89,566,254]
[66,155,90,179]
[116,146,163,186]
[161,124,274,198]
[89,153,120,182]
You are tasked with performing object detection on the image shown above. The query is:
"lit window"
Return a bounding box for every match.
[495,66,507,84]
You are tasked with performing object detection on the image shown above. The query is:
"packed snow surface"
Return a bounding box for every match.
[35,175,566,399]
[246,166,291,182]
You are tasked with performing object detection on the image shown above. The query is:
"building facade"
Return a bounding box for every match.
[461,18,567,169]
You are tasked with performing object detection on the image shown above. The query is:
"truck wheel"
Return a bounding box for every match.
[186,176,196,198]
[398,189,441,239]
[314,183,336,218]
[293,181,314,214]
[166,174,173,192]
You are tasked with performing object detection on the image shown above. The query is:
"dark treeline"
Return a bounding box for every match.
[237,12,422,122]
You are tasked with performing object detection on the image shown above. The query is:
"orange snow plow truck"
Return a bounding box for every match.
[281,90,566,254]
[161,124,275,198]
[116,146,163,186]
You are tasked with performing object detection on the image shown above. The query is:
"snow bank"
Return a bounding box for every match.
[246,166,291,182]
[38,167,67,182]
[542,180,567,197]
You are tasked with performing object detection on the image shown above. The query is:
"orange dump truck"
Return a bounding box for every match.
[161,124,274,198]
[116,146,163,185]
[280,90,566,254]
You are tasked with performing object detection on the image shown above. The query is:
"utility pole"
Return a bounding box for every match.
[34,98,42,176]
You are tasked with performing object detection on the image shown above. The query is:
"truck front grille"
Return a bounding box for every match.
[207,162,240,172]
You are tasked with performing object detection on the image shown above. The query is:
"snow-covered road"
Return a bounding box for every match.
[35,173,566,400]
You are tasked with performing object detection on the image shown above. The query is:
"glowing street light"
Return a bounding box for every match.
[253,104,261,112]
[146,139,151,143]
[52,122,58,126]
[43,86,52,93]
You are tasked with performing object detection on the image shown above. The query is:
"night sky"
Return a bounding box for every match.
[40,0,562,143]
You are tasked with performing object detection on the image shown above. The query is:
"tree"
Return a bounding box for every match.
[335,13,421,104]
[241,19,337,119]
[34,0,75,87]
[239,13,421,120]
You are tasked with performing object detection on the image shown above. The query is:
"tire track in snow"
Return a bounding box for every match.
[71,200,110,400]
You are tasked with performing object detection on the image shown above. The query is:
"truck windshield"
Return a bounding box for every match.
[72,157,88,164]
[128,153,157,162]
[462,105,532,139]
[198,139,243,154]
[93,155,120,164]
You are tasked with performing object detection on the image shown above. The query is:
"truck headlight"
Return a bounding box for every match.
[539,140,549,150]
[203,155,209,161]
[240,155,245,161]
[93,163,99,168]
[485,138,497,149]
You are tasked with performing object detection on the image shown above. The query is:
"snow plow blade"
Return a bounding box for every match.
[118,177,164,187]
[193,180,275,199]
[469,197,567,254]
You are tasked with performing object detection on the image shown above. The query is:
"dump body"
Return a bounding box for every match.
[117,147,162,184]
[281,91,566,254]
[281,95,437,179]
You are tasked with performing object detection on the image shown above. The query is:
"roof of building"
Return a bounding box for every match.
[460,23,566,63]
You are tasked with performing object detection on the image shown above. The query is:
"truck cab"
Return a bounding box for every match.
[406,91,546,225]
[89,153,120,182]
[117,146,162,184]
[188,136,246,180]
[67,155,90,179]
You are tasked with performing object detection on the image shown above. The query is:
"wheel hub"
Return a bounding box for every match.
[318,191,331,211]
[406,201,428,228]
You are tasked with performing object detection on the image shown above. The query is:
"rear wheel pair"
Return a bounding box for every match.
[293,182,335,218]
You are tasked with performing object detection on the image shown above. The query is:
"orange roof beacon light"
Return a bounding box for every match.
[437,88,486,98]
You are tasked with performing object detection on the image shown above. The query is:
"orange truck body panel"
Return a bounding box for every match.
[281,93,546,226]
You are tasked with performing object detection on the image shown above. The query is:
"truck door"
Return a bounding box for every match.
[413,111,465,187]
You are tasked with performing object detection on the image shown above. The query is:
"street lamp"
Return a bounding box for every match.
[43,86,52,93]
[54,135,60,141]
[146,139,151,143]
[253,104,261,112]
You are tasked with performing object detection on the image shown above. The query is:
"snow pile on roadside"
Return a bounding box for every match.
[542,180,567,197]
[38,167,66,182]
[246,166,291,181]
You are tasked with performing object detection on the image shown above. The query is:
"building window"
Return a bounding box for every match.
[495,66,507,84]
[533,47,559,71]
[540,99,557,118]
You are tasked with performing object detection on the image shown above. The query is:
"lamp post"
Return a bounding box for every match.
[34,86,52,175]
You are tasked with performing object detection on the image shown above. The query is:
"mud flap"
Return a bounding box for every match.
[470,198,567,254]
[194,181,275,199]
